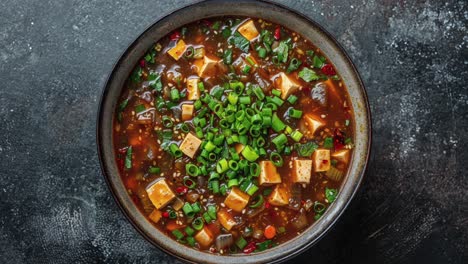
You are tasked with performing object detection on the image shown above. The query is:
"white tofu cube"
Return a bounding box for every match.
[179,133,202,158]
[237,19,260,41]
[193,54,220,78]
[194,226,214,248]
[303,114,325,135]
[313,149,330,172]
[258,161,282,186]
[267,184,290,206]
[224,187,250,212]
[181,104,194,121]
[187,77,200,100]
[167,39,186,61]
[146,178,176,209]
[292,159,312,183]
[275,72,301,99]
[331,149,350,164]
[217,209,236,231]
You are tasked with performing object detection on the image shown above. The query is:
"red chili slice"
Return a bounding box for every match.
[243,241,257,254]
[274,26,281,40]
[321,64,336,76]
[265,202,271,209]
[139,59,145,68]
[170,31,181,40]
[333,128,346,150]
[176,186,188,195]
[162,211,170,218]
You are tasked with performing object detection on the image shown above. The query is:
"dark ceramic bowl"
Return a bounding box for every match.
[97,0,371,263]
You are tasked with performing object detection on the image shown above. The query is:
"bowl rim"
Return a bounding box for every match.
[96,0,372,263]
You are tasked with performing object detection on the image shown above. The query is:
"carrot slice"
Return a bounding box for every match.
[264,225,276,239]
[166,220,185,231]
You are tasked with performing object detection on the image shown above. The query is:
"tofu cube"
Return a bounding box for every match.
[224,187,250,212]
[276,72,301,99]
[292,159,313,183]
[313,149,331,172]
[217,209,237,231]
[149,209,162,223]
[146,178,176,209]
[187,77,200,100]
[167,39,186,61]
[237,19,260,41]
[268,184,290,206]
[303,114,325,135]
[194,226,214,248]
[193,54,220,78]
[331,149,350,164]
[181,104,194,121]
[259,161,282,186]
[179,133,202,158]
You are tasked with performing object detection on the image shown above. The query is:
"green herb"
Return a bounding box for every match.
[222,27,232,38]
[212,21,221,30]
[130,66,143,83]
[295,141,318,157]
[125,146,132,169]
[229,32,250,52]
[135,104,146,114]
[298,67,320,82]
[345,137,353,144]
[118,98,129,112]
[312,55,326,69]
[148,73,163,91]
[286,58,302,73]
[323,137,334,148]
[306,50,315,57]
[223,48,233,65]
[256,240,273,251]
[148,166,161,174]
[274,41,289,63]
[325,187,338,203]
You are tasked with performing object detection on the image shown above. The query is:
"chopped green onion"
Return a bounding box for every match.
[192,217,204,230]
[271,89,281,97]
[172,229,184,240]
[228,92,238,105]
[186,236,196,247]
[252,85,265,100]
[203,212,212,223]
[170,88,180,101]
[288,108,303,119]
[185,226,195,236]
[286,57,302,73]
[245,183,259,196]
[135,104,146,113]
[272,134,287,148]
[241,145,259,162]
[216,158,229,173]
[324,137,334,148]
[250,194,264,208]
[125,146,132,169]
[270,152,284,167]
[191,202,201,213]
[236,236,248,250]
[291,130,303,142]
[271,113,286,132]
[169,143,183,158]
[162,116,174,128]
[182,202,195,217]
[239,96,251,105]
[184,46,195,59]
[227,178,239,188]
[287,95,298,104]
[185,164,200,176]
[207,205,217,220]
[148,166,161,174]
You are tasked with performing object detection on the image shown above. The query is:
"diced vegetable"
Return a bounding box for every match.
[149,209,162,223]
[193,54,220,78]
[215,234,234,250]
[302,114,325,136]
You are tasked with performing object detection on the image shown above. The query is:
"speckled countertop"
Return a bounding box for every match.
[0,0,466,263]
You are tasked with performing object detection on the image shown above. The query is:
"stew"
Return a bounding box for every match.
[113,17,354,255]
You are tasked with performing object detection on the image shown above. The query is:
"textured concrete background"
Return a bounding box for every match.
[0,0,467,263]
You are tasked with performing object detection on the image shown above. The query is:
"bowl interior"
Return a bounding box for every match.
[97,0,371,263]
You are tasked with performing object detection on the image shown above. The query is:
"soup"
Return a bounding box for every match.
[113,17,354,255]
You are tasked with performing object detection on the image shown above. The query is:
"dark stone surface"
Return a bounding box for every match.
[0,0,466,263]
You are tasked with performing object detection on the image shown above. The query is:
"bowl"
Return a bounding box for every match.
[97,0,371,263]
